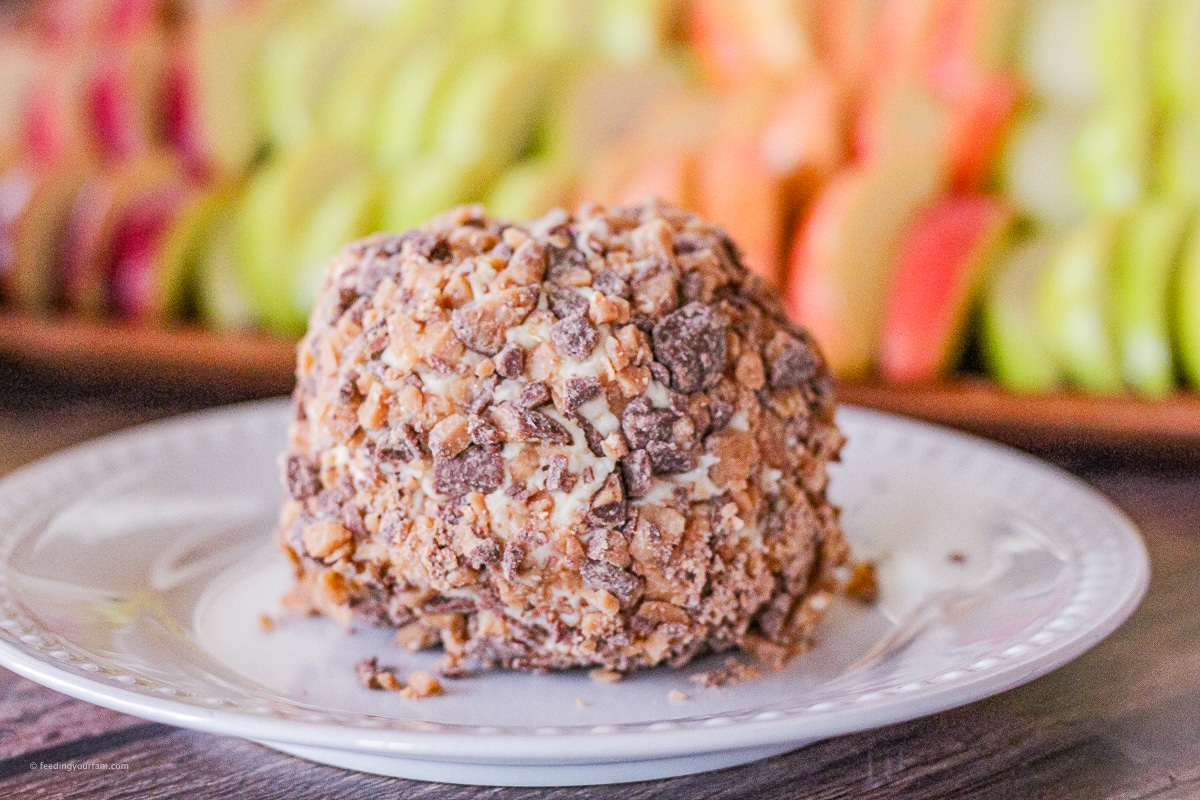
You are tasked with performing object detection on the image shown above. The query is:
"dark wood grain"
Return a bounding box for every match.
[0,392,1196,799]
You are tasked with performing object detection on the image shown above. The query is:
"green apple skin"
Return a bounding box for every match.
[318,26,412,151]
[197,209,257,332]
[233,145,366,333]
[382,158,488,233]
[1114,202,1189,397]
[370,39,459,168]
[1069,101,1151,215]
[1174,216,1200,388]
[154,188,228,322]
[291,170,382,325]
[1020,0,1099,106]
[428,48,546,185]
[487,160,574,221]
[1000,107,1087,228]
[1092,0,1149,98]
[1149,0,1200,110]
[1037,220,1124,394]
[1154,111,1200,204]
[982,236,1063,394]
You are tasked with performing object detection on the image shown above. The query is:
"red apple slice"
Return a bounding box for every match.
[812,0,884,91]
[944,71,1023,188]
[25,53,96,169]
[87,29,167,162]
[0,159,91,311]
[106,184,192,320]
[166,6,271,178]
[879,192,1015,382]
[59,152,187,316]
[784,157,944,377]
[926,0,1022,99]
[854,79,950,164]
[760,71,846,204]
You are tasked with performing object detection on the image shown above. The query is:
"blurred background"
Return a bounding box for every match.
[1,0,1200,453]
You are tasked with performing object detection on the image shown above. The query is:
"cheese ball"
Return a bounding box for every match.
[278,200,848,674]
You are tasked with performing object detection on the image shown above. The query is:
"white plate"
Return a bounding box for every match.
[0,400,1148,787]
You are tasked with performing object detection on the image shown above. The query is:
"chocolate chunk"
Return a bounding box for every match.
[573,413,606,457]
[580,559,642,604]
[285,455,321,500]
[363,323,388,358]
[494,344,524,379]
[356,251,402,296]
[587,473,626,526]
[768,334,819,389]
[545,454,577,493]
[620,396,676,449]
[491,402,572,444]
[516,381,551,408]
[467,376,499,415]
[645,440,697,475]
[547,244,587,281]
[551,314,599,361]
[433,445,503,496]
[548,287,588,319]
[451,285,540,355]
[409,232,451,261]
[592,268,631,299]
[652,302,729,393]
[708,399,734,432]
[380,424,423,462]
[673,232,707,255]
[587,528,631,569]
[421,595,477,614]
[679,271,705,303]
[468,415,502,446]
[563,376,602,413]
[621,449,652,498]
[501,543,526,581]
[648,361,671,386]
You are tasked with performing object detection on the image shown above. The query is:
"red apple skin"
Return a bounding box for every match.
[879,192,1014,382]
[685,0,759,89]
[25,57,95,169]
[945,72,1023,188]
[865,0,949,89]
[107,188,184,319]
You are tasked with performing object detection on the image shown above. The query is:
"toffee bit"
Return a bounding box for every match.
[689,658,761,688]
[668,689,689,702]
[589,668,624,684]
[843,561,879,604]
[257,612,275,632]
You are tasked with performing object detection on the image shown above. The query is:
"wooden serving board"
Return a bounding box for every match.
[2,311,1198,459]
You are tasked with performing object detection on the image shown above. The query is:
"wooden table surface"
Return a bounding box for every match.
[0,366,1197,800]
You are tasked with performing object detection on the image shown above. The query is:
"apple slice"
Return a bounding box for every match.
[258,11,361,148]
[854,79,949,165]
[381,157,488,233]
[1176,215,1200,388]
[926,0,1021,98]
[595,0,679,64]
[980,236,1062,393]
[233,144,367,333]
[515,0,593,56]
[1069,100,1151,214]
[87,28,167,162]
[1019,0,1099,106]
[695,129,784,285]
[196,206,257,331]
[879,192,1015,382]
[1149,0,1200,110]
[943,71,1023,188]
[290,170,382,326]
[0,160,90,311]
[760,72,845,202]
[1112,202,1189,398]
[489,160,575,221]
[685,0,760,88]
[1154,111,1200,204]
[1036,219,1123,394]
[166,5,272,178]
[999,107,1087,228]
[0,32,38,154]
[1092,0,1150,99]
[864,0,947,89]
[427,48,546,185]
[60,153,187,317]
[318,22,415,151]
[812,0,884,91]
[370,39,460,169]
[24,53,96,169]
[784,157,944,377]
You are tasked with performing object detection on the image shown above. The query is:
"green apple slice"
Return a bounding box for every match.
[428,48,547,184]
[1149,0,1200,110]
[370,39,460,168]
[197,209,256,332]
[595,0,675,64]
[259,11,361,147]
[1000,107,1087,228]
[454,0,519,44]
[291,169,382,323]
[1091,0,1149,98]
[1114,203,1189,397]
[234,144,367,332]
[1020,0,1098,106]
[1154,111,1200,204]
[1037,219,1123,394]
[981,236,1062,394]
[1174,216,1200,388]
[153,187,230,322]
[317,25,412,151]
[1069,100,1151,215]
[487,159,574,221]
[381,157,488,233]
[515,0,593,56]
